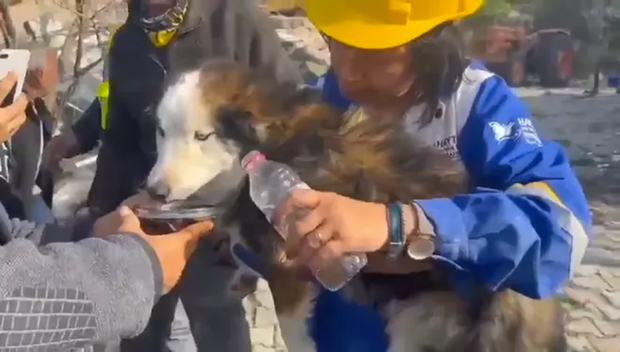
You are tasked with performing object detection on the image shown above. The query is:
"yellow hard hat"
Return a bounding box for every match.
[305,0,483,50]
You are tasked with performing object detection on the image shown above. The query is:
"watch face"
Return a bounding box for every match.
[406,237,435,260]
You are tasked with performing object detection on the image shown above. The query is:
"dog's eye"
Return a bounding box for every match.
[194,131,214,141]
[157,126,165,137]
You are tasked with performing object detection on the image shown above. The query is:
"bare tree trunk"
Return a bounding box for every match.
[55,0,87,124]
[74,0,85,78]
[0,0,16,48]
[53,0,117,126]
[61,0,87,109]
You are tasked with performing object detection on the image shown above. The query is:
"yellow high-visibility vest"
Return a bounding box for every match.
[97,27,118,130]
[97,81,110,130]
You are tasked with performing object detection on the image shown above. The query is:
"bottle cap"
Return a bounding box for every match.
[241,150,266,170]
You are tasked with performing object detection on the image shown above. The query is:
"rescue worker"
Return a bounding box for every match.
[277,0,592,350]
[44,0,302,350]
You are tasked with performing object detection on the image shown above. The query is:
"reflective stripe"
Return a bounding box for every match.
[99,27,118,130]
[97,81,110,130]
[506,182,589,278]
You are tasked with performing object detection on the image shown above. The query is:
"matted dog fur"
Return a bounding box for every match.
[146,60,566,352]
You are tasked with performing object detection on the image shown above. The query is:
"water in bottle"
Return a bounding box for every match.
[241,150,367,291]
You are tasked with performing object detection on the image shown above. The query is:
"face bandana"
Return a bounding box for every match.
[147,29,178,47]
[140,0,189,46]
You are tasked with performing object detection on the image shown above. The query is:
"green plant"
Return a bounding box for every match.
[461,0,513,27]
[479,0,512,17]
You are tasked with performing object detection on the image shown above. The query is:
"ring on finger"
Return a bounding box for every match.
[307,230,324,249]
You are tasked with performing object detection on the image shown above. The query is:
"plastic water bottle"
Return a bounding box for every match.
[241,150,367,291]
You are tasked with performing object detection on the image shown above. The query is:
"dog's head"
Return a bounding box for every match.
[146,60,330,202]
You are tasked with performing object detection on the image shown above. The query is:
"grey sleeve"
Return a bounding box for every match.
[231,0,303,85]
[0,234,162,350]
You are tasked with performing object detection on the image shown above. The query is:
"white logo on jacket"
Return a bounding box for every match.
[489,122,521,142]
[488,118,542,147]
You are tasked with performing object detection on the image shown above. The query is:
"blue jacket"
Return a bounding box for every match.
[321,61,591,300]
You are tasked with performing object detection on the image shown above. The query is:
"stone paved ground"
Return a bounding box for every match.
[242,89,620,352]
[525,89,620,352]
[243,280,286,352]
[564,203,620,352]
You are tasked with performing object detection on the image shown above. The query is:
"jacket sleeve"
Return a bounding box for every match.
[414,76,591,299]
[71,99,102,154]
[0,203,162,348]
[230,1,303,85]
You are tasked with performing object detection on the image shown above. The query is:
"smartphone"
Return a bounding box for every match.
[0,49,31,108]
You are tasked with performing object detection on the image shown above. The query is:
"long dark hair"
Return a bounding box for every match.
[407,22,467,126]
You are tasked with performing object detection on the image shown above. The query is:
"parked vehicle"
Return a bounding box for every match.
[464,0,620,88]
[467,15,575,87]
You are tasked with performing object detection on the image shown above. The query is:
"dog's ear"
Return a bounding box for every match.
[215,107,260,148]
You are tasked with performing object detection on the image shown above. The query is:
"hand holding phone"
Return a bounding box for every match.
[0,50,30,105]
[0,72,28,144]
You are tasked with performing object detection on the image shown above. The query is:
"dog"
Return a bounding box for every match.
[146,60,567,352]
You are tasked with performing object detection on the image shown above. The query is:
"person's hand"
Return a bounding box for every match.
[119,191,185,234]
[120,190,154,208]
[42,130,80,172]
[0,72,28,144]
[93,206,214,292]
[276,189,390,272]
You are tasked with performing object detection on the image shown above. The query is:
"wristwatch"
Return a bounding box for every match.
[406,203,436,260]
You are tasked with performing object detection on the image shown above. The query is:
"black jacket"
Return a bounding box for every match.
[71,99,101,155]
[83,0,302,213]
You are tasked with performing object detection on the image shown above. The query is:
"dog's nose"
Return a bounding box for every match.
[147,182,170,201]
